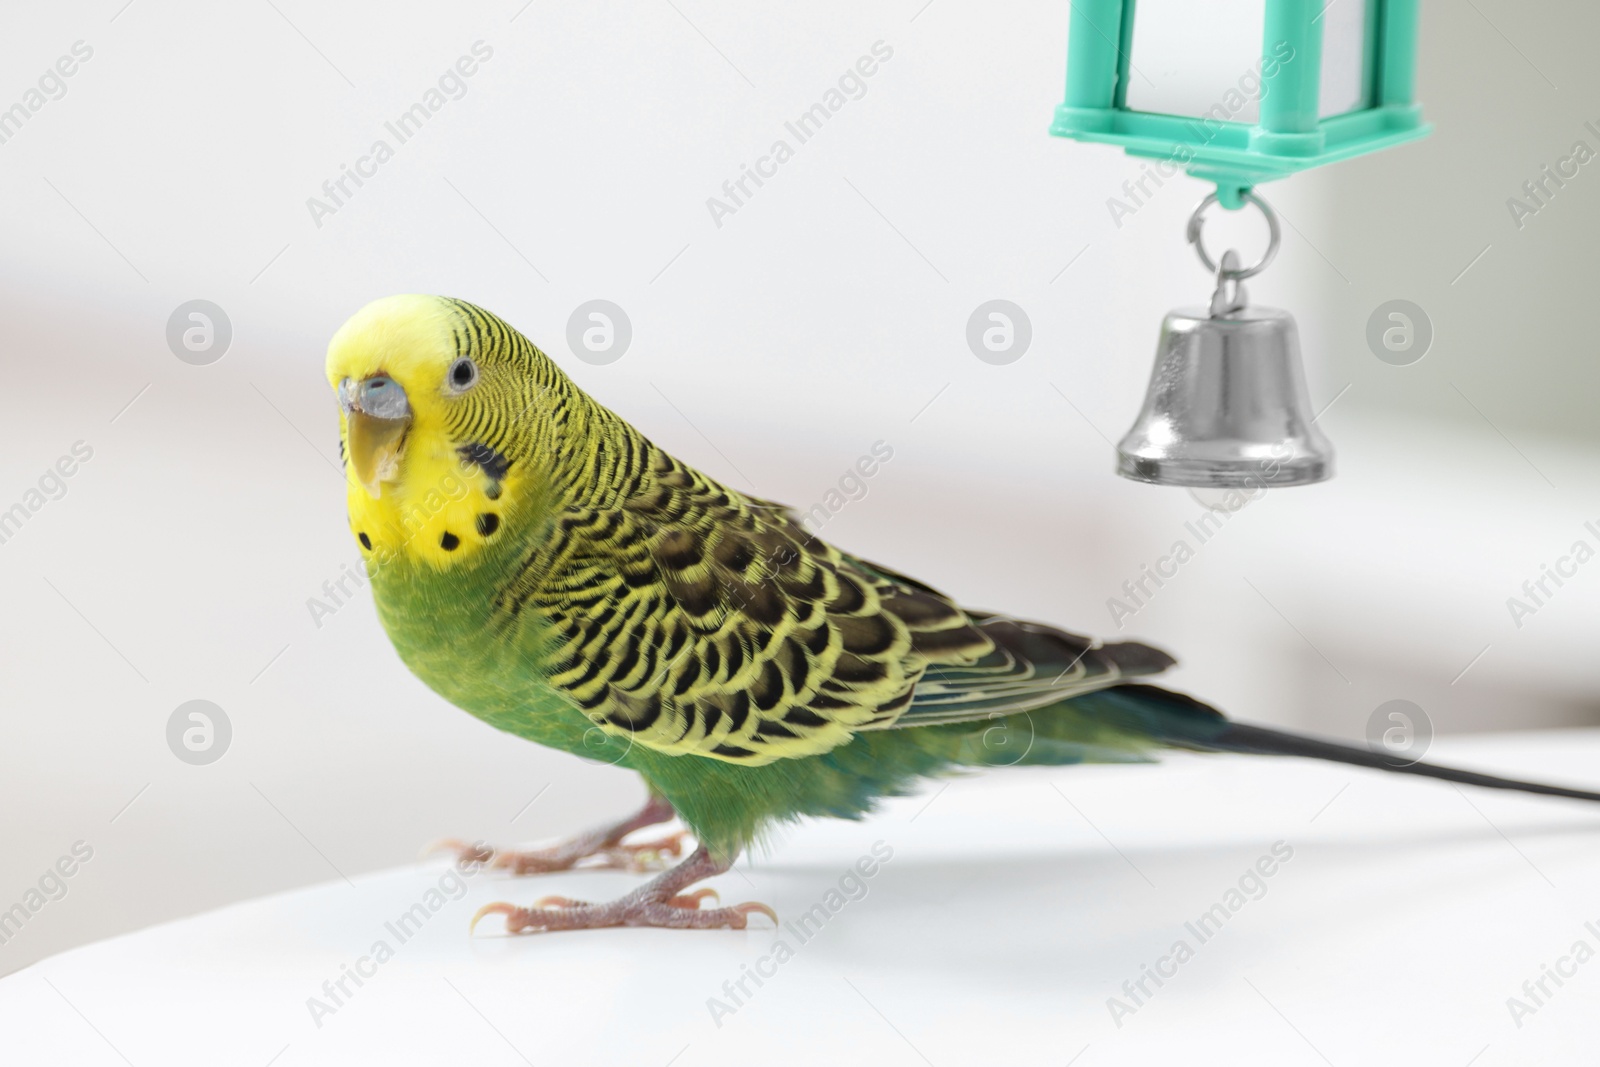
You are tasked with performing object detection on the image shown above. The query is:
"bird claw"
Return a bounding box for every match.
[666,888,720,910]
[730,901,779,927]
[469,902,522,935]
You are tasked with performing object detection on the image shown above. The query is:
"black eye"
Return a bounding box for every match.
[447,358,478,393]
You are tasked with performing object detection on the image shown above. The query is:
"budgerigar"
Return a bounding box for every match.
[327,294,1600,933]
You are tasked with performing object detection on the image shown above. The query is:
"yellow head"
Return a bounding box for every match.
[325,295,555,569]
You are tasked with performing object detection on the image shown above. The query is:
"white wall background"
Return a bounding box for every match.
[2,0,1597,974]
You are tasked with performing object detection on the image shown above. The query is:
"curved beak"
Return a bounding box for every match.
[341,375,411,499]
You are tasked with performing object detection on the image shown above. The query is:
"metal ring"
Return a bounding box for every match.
[1186,191,1280,281]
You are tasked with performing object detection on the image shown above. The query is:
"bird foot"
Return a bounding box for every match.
[530,887,721,911]
[423,795,685,875]
[427,830,689,875]
[470,845,776,934]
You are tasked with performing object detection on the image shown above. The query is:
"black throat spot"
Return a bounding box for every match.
[457,442,511,483]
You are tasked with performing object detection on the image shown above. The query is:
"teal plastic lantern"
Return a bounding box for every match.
[1050,0,1429,208]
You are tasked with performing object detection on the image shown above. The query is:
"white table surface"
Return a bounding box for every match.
[5,731,1600,1066]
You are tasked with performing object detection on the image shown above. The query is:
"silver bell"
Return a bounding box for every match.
[1115,193,1334,489]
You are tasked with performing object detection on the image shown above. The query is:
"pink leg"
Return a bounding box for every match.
[471,844,776,934]
[430,794,686,875]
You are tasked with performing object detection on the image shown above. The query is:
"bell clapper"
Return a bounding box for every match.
[1209,250,1249,319]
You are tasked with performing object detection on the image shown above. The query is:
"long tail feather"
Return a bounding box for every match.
[1209,721,1600,804]
[1101,683,1600,804]
[940,678,1600,804]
